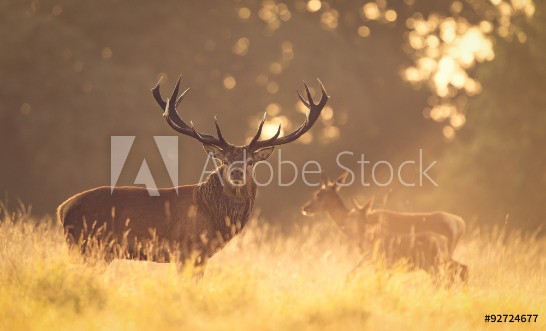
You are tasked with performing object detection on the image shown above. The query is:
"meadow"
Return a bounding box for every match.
[0,207,544,331]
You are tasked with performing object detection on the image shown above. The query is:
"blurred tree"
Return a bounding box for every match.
[436,1,546,228]
[0,0,543,230]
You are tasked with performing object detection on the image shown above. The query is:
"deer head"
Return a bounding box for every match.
[301,171,350,216]
[152,75,329,189]
[352,196,375,224]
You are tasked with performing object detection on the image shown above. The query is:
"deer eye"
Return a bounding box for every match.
[247,160,254,166]
[222,160,228,165]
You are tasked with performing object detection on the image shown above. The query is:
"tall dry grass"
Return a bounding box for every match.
[0,207,544,331]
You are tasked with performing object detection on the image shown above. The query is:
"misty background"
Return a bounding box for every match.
[0,0,544,230]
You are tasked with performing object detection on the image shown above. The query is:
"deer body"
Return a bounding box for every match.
[302,172,467,282]
[59,171,255,263]
[365,209,466,257]
[59,74,329,269]
[373,231,468,281]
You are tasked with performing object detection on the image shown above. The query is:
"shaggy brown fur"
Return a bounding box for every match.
[58,167,256,267]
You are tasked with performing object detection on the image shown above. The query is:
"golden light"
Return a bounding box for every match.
[296,101,308,114]
[451,70,467,88]
[321,10,339,30]
[449,113,466,129]
[434,56,456,90]
[238,7,251,20]
[442,125,455,141]
[440,18,456,43]
[262,122,283,139]
[321,106,333,121]
[232,38,250,56]
[282,41,294,60]
[358,26,371,38]
[362,3,380,21]
[479,21,493,33]
[322,126,340,141]
[385,10,397,23]
[298,132,313,144]
[269,62,283,75]
[417,57,436,75]
[281,41,293,52]
[464,79,482,95]
[430,104,454,122]
[402,67,420,82]
[278,4,292,21]
[266,103,281,116]
[223,75,236,90]
[450,1,463,14]
[426,35,439,48]
[306,0,321,13]
[409,31,425,49]
[414,20,430,35]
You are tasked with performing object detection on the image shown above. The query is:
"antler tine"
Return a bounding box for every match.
[151,77,167,111]
[175,87,190,108]
[303,81,313,105]
[151,74,230,148]
[214,116,229,147]
[170,75,182,102]
[248,113,267,147]
[297,90,310,108]
[254,124,281,146]
[248,79,329,151]
[315,77,329,109]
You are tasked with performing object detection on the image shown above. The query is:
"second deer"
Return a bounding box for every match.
[302,171,467,282]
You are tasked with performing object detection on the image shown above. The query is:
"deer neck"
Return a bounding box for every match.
[325,194,350,230]
[196,169,256,231]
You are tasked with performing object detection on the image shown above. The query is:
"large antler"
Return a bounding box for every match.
[152,76,230,149]
[247,79,329,151]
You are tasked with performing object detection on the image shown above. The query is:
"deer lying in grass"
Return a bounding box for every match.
[59,75,329,272]
[302,171,467,282]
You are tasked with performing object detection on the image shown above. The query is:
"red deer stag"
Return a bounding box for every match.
[59,75,329,271]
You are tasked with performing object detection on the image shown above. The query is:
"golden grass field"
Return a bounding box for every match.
[0,208,544,331]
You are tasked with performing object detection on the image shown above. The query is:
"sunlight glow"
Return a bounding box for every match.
[358,26,371,38]
[238,7,251,20]
[321,10,339,30]
[362,3,381,21]
[397,1,533,137]
[223,75,236,90]
[232,38,250,56]
[306,0,322,13]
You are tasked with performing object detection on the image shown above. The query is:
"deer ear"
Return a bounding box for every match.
[336,171,350,184]
[352,198,363,210]
[334,171,350,191]
[203,144,224,160]
[362,196,374,214]
[321,171,330,188]
[254,146,275,161]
